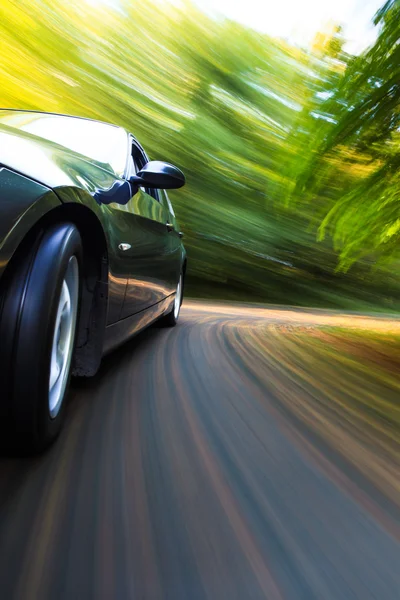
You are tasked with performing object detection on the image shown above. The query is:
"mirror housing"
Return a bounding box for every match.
[131,161,185,190]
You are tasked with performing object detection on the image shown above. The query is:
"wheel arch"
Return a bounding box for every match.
[1,203,109,377]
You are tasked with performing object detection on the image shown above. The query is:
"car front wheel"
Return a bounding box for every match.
[0,223,82,454]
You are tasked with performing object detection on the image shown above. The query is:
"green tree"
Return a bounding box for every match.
[1,0,400,310]
[298,0,400,271]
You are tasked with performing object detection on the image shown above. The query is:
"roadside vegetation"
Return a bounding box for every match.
[1,0,400,311]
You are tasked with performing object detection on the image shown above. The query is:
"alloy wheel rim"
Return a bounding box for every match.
[49,256,79,419]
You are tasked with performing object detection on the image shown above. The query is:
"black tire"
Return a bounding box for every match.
[0,223,82,454]
[158,272,183,328]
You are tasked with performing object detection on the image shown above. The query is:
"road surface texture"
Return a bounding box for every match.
[1,300,400,599]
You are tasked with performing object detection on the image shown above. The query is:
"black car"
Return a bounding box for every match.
[0,110,186,453]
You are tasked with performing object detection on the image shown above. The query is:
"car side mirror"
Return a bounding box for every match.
[130,161,185,191]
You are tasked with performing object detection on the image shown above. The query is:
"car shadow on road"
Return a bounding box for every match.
[0,321,167,483]
[70,321,164,394]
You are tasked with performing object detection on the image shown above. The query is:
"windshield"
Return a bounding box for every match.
[0,111,128,177]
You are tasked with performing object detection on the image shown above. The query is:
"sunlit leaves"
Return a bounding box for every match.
[1,0,399,308]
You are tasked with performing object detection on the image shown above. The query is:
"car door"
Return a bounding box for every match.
[119,140,179,319]
[158,187,182,281]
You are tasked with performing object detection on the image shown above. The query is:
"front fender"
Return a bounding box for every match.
[0,168,61,281]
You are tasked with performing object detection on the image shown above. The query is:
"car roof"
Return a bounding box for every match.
[0,108,123,129]
[0,108,148,152]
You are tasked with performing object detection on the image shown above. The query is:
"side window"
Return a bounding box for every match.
[116,151,145,214]
[132,143,159,202]
[126,154,139,179]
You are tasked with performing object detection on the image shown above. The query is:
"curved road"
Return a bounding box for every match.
[1,301,400,599]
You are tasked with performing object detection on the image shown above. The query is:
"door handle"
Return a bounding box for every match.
[166,222,174,232]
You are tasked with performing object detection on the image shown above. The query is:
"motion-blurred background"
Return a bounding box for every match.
[1,0,399,311]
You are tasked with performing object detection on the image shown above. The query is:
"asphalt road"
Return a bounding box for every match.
[0,301,400,599]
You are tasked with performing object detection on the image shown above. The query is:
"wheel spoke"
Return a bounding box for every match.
[48,257,79,418]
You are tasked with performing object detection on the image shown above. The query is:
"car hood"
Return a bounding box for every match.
[0,122,119,193]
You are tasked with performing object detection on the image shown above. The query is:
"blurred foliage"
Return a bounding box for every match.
[1,0,400,310]
[297,0,400,273]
